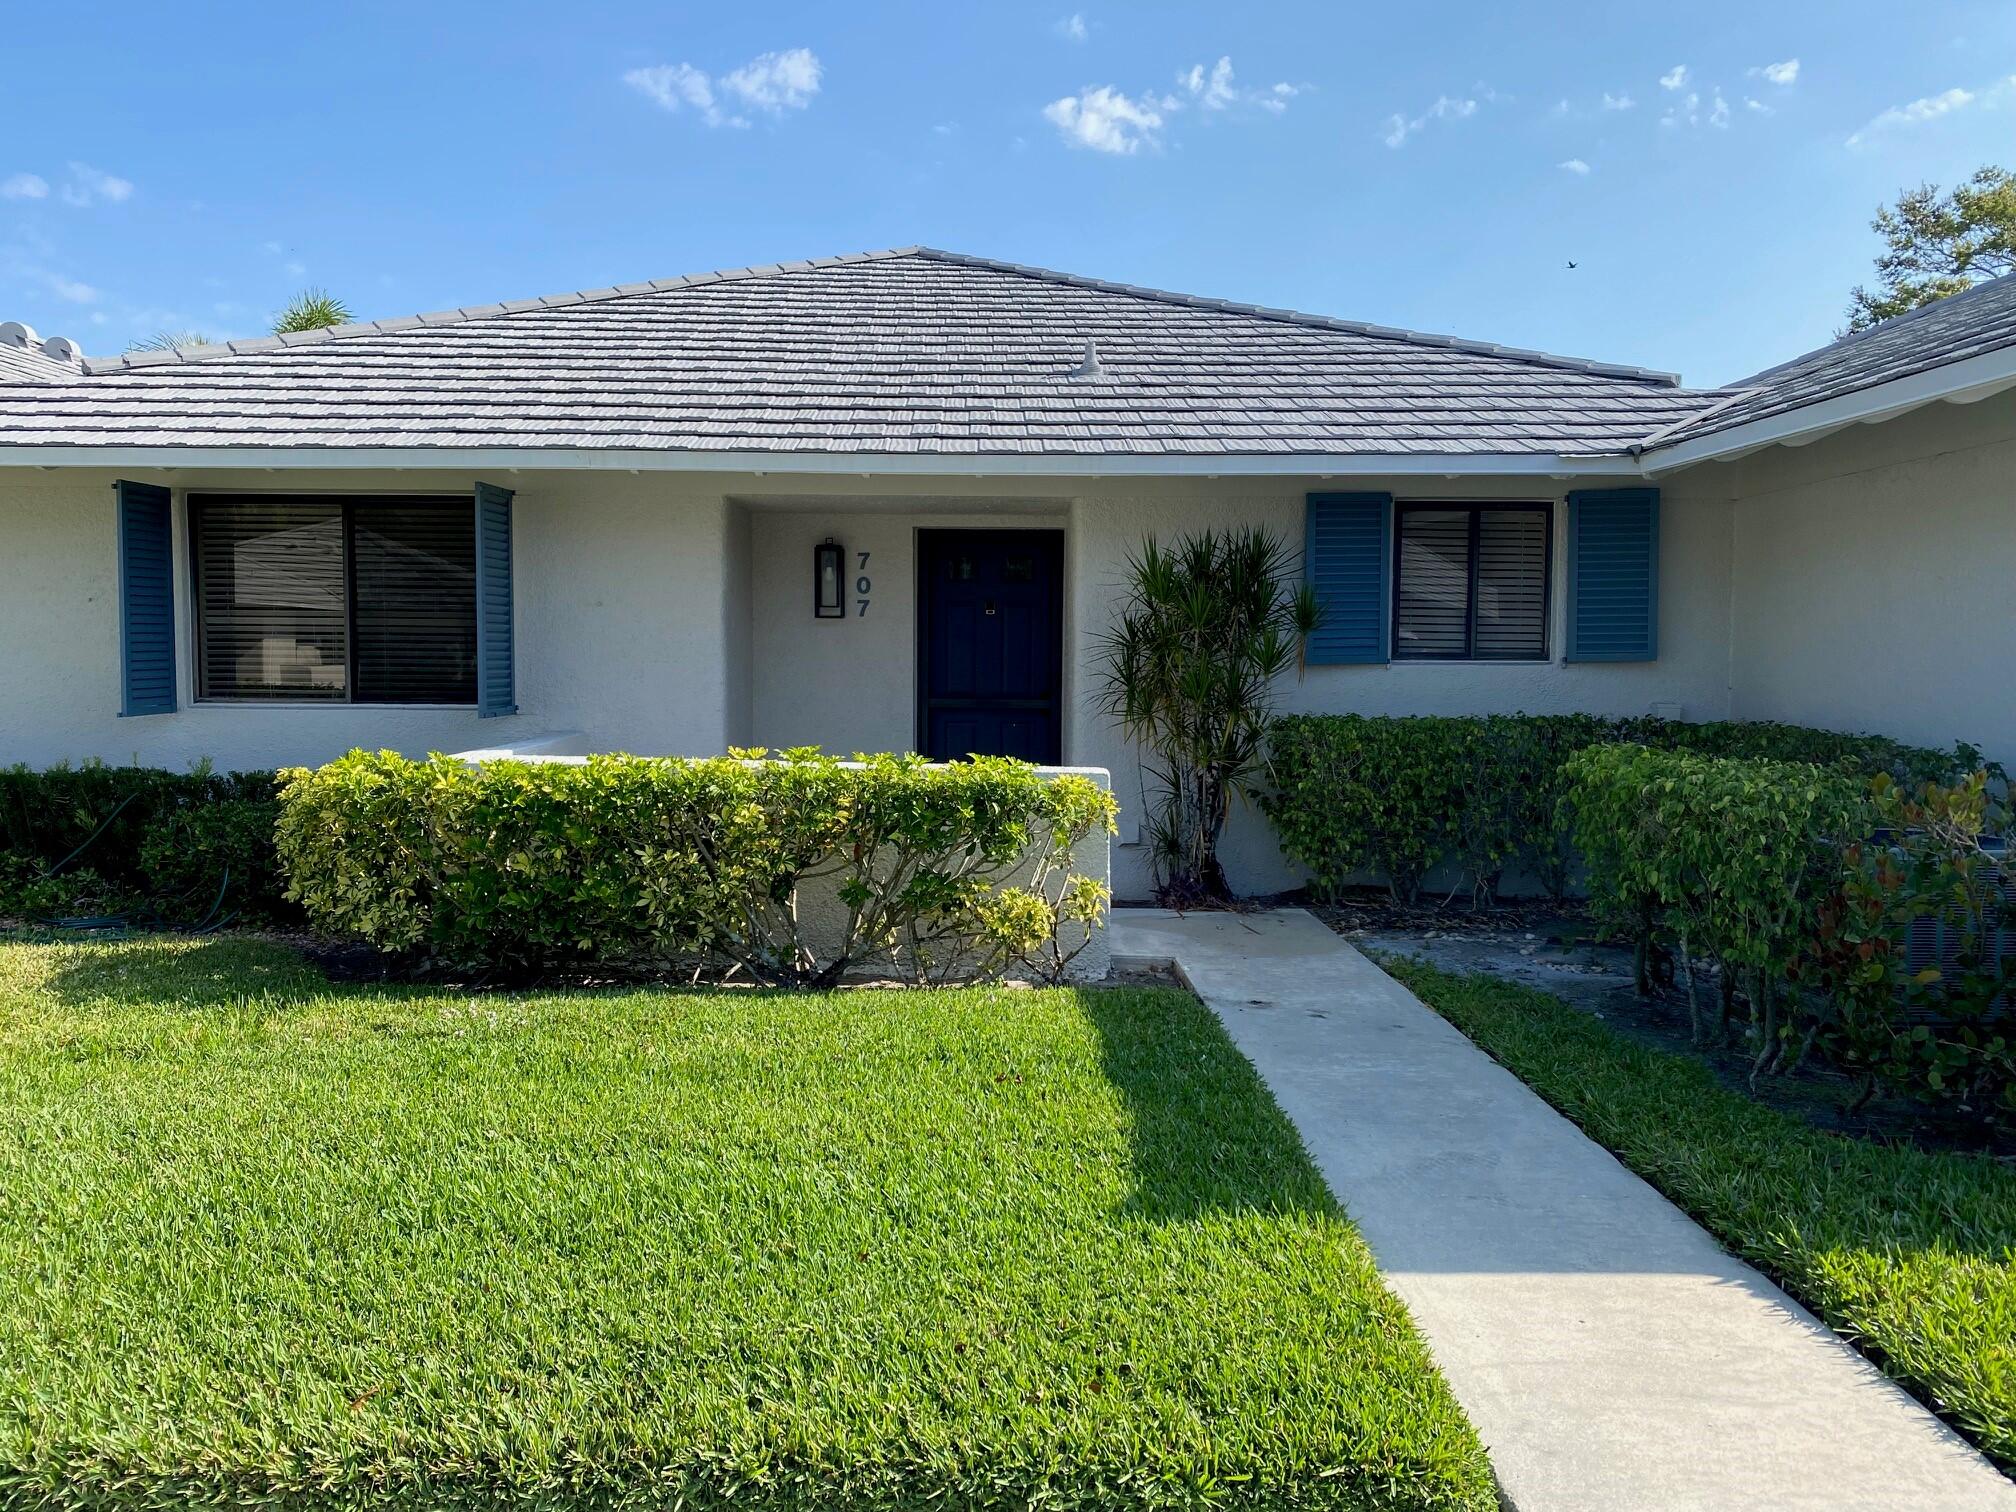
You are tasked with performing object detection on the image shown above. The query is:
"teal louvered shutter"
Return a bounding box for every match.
[1304,492,1392,664]
[474,482,517,717]
[1565,488,1659,662]
[115,480,176,715]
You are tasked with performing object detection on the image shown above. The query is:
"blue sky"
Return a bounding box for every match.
[3,1,2013,386]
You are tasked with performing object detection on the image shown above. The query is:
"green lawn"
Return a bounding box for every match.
[1382,956,2016,1470]
[0,937,1491,1512]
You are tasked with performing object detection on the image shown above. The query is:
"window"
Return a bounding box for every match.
[1392,503,1550,661]
[190,494,479,703]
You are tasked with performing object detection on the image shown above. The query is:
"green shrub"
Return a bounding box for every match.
[1563,745,1867,1058]
[0,855,130,922]
[1263,716,1471,903]
[278,749,1118,985]
[0,762,285,924]
[1805,773,2014,1122]
[1263,713,1979,905]
[137,798,287,922]
[1624,718,1995,788]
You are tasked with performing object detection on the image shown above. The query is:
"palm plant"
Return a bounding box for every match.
[1094,528,1320,905]
[126,330,217,353]
[272,288,352,334]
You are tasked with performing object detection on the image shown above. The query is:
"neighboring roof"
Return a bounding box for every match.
[0,324,83,383]
[1645,271,2016,451]
[0,247,1716,461]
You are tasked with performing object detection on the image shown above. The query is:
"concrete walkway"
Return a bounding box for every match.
[1111,908,2014,1512]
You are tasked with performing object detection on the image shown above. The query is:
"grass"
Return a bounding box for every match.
[0,936,1492,1512]
[1382,955,2016,1470]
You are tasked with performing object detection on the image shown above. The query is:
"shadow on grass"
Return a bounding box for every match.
[1073,985,1337,1222]
[29,931,337,1010]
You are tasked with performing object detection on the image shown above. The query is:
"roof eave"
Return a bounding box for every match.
[0,446,1646,478]
[1639,345,2016,475]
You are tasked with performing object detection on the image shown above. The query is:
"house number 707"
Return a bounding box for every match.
[855,551,871,617]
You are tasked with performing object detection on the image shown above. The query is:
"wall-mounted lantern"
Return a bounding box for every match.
[814,538,845,618]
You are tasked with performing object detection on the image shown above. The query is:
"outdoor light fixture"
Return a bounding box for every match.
[814,538,845,618]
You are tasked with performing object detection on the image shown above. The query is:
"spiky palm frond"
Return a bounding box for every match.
[272,288,353,335]
[1092,526,1323,903]
[126,330,217,353]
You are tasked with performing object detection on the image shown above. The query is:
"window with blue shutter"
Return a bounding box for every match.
[115,479,176,716]
[474,482,516,717]
[1305,492,1391,664]
[1565,487,1659,662]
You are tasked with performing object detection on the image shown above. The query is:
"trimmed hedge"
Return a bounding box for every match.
[0,762,286,923]
[278,750,1118,984]
[1564,750,2013,1121]
[1263,713,1987,904]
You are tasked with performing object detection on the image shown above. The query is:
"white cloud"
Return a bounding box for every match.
[284,260,307,278]
[1709,91,1731,128]
[1601,91,1634,111]
[1751,58,1800,85]
[1745,97,1773,115]
[1558,157,1591,174]
[624,63,729,125]
[1258,81,1300,114]
[1382,92,1479,147]
[722,48,822,113]
[1659,64,1690,91]
[45,273,97,303]
[625,48,820,128]
[1179,56,1239,110]
[1,172,48,200]
[59,163,133,207]
[1055,13,1088,41]
[1846,85,1975,146]
[1043,85,1165,153]
[259,239,283,255]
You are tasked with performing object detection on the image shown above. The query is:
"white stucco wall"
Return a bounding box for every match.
[1,466,1742,903]
[1062,475,1737,895]
[743,500,1072,756]
[1706,391,2016,771]
[0,467,741,771]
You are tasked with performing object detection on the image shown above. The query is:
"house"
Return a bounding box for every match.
[1,249,2011,897]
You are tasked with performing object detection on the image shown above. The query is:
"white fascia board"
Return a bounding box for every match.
[1640,346,2016,475]
[0,446,1644,478]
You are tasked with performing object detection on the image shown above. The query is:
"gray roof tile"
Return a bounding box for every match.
[0,247,1724,456]
[1652,271,2016,447]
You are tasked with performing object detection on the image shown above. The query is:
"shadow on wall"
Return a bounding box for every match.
[1073,984,1336,1222]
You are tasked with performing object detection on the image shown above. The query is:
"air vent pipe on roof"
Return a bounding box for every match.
[1066,337,1104,380]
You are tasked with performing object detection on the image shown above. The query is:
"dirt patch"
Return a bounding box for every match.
[1303,889,1590,939]
[1320,911,2013,1159]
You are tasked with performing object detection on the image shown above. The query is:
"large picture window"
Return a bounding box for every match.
[1392,502,1550,661]
[190,494,479,703]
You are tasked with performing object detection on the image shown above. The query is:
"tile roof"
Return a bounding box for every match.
[0,326,83,383]
[0,248,1719,458]
[1648,271,2016,447]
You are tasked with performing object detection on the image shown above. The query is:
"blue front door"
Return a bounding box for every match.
[918,529,1063,764]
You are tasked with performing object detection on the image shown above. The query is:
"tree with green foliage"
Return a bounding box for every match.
[127,287,352,354]
[1094,528,1319,906]
[271,287,353,334]
[1846,165,2015,331]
